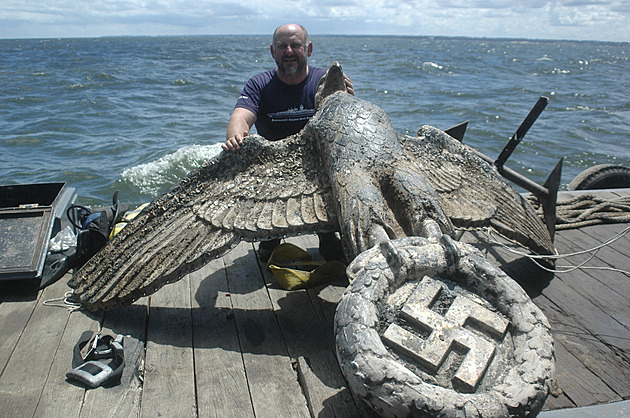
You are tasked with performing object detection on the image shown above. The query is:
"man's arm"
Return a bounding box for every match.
[224,107,257,152]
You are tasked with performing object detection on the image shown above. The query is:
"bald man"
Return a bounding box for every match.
[223,23,353,261]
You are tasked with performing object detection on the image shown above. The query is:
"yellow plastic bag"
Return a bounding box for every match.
[267,243,346,290]
[109,203,149,239]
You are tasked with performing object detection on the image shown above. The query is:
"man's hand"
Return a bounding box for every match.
[224,107,257,152]
[223,132,246,152]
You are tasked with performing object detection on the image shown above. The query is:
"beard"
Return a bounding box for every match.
[276,54,307,77]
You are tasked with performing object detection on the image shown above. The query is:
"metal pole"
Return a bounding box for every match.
[495,96,549,168]
[472,149,549,198]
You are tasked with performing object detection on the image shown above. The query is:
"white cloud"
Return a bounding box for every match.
[0,0,628,41]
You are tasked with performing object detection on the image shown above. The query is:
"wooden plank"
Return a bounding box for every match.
[554,326,630,400]
[0,277,75,417]
[189,256,255,417]
[284,235,390,418]
[78,299,148,418]
[224,241,310,418]
[459,228,630,407]
[471,227,630,352]
[260,237,360,417]
[305,280,346,344]
[303,283,380,418]
[553,224,630,332]
[32,285,102,418]
[552,235,630,331]
[558,226,630,286]
[286,234,344,344]
[560,222,630,266]
[530,288,630,400]
[0,282,41,374]
[551,339,622,406]
[492,230,630,391]
[578,223,630,265]
[541,387,575,411]
[141,275,197,417]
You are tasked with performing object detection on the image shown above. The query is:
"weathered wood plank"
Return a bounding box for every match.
[554,326,630,400]
[0,282,41,375]
[557,226,630,290]
[189,256,255,417]
[0,277,75,417]
[260,237,360,417]
[541,386,575,411]
[549,235,630,353]
[528,287,630,399]
[467,226,630,355]
[286,234,343,344]
[503,232,630,390]
[141,275,197,417]
[461,226,630,407]
[552,234,630,331]
[224,241,310,418]
[33,287,102,418]
[78,299,148,418]
[552,338,622,406]
[284,235,388,418]
[578,223,630,264]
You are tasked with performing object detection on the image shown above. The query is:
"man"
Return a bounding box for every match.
[223,23,354,262]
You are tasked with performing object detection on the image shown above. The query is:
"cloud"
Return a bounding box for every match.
[0,0,628,41]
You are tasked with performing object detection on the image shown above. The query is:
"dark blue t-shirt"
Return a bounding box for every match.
[235,65,327,140]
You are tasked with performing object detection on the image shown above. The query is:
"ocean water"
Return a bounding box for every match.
[1,35,628,207]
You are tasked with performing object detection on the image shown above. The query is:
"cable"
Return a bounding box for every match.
[483,225,630,276]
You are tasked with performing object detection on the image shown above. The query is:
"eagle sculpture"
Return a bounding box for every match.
[69,62,553,311]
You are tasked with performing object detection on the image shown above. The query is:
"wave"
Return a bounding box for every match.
[119,143,222,197]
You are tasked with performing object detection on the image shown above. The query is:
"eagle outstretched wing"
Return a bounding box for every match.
[69,134,337,311]
[400,125,554,255]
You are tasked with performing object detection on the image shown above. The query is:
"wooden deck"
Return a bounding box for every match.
[1,189,629,417]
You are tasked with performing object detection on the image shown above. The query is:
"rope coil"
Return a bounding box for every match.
[527,194,630,230]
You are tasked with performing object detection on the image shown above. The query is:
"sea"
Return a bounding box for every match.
[1,35,628,208]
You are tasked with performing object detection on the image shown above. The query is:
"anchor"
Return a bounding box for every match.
[445,96,563,241]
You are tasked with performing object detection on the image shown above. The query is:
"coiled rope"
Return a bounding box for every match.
[527,193,630,230]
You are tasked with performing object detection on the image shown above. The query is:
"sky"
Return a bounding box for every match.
[1,0,629,42]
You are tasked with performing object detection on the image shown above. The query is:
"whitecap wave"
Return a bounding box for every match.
[120,143,222,196]
[423,61,444,70]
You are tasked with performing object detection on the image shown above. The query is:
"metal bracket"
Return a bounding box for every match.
[444,121,468,142]
[445,96,562,241]
[495,97,549,169]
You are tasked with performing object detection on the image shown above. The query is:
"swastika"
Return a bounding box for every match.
[383,276,509,392]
